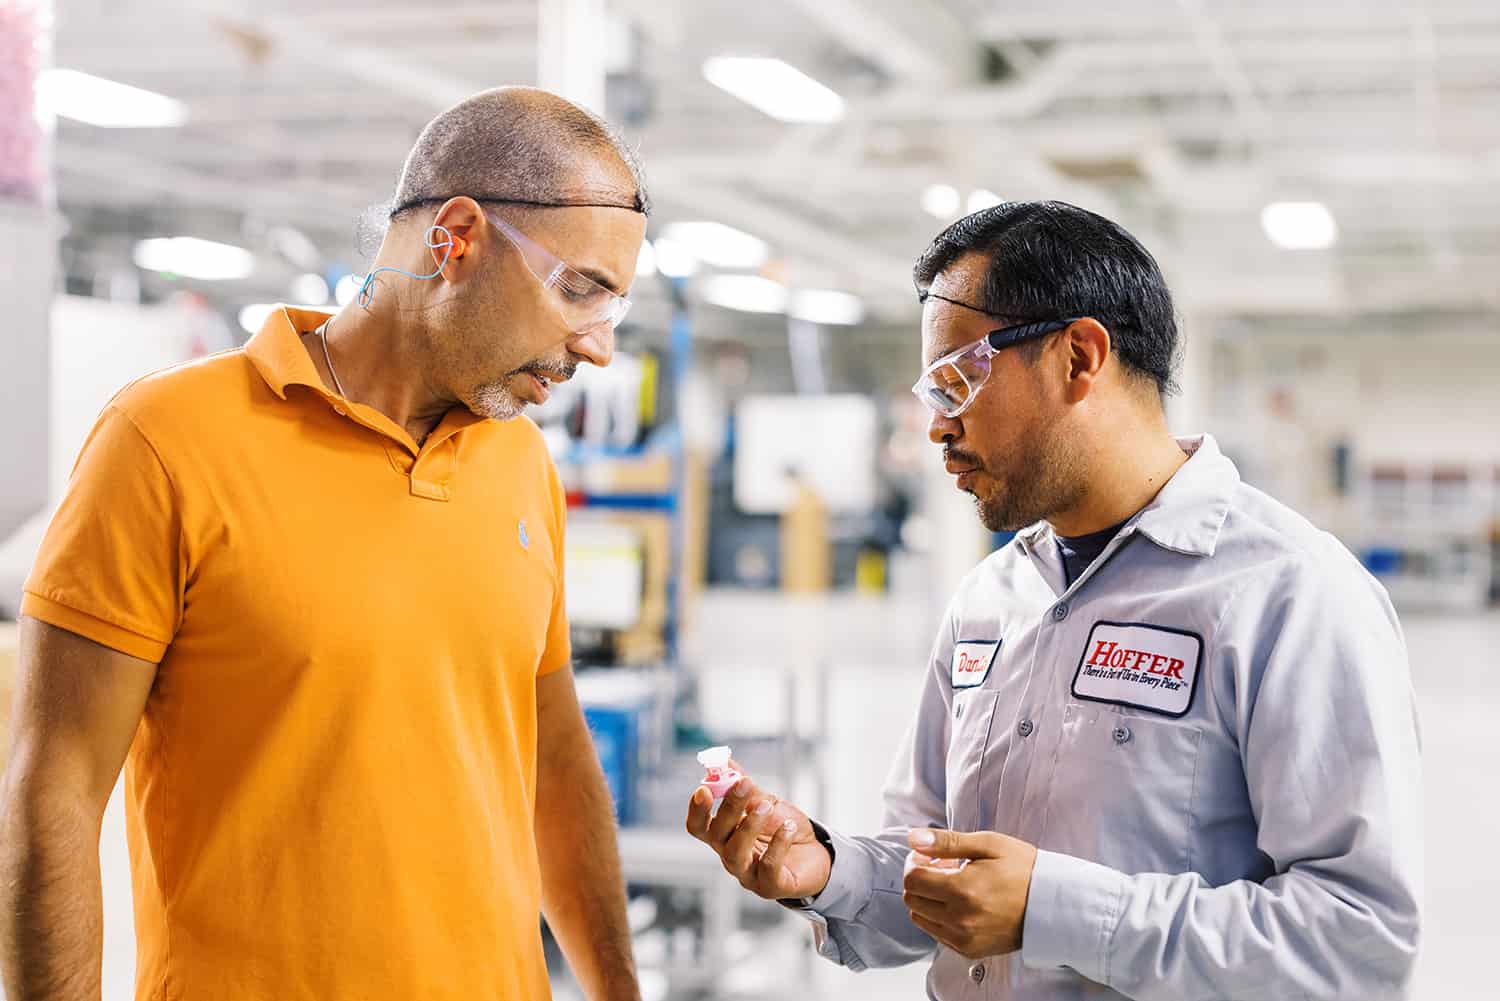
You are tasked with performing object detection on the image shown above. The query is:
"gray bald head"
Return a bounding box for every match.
[389,86,650,222]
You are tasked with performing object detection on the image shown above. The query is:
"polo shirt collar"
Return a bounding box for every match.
[245,305,336,400]
[243,305,488,456]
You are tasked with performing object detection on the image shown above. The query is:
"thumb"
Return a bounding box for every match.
[908,827,1004,861]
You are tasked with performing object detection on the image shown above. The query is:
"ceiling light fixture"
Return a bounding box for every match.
[133,237,254,281]
[636,240,657,277]
[660,221,769,269]
[237,303,327,336]
[789,289,864,326]
[290,273,330,305]
[921,184,961,219]
[702,56,845,124]
[37,69,187,128]
[1261,201,1338,250]
[966,188,1003,213]
[700,274,789,314]
[652,237,700,278]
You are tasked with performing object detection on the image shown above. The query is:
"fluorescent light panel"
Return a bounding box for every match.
[238,303,328,335]
[701,275,788,314]
[133,237,255,281]
[37,68,187,128]
[635,240,657,277]
[290,273,330,305]
[922,183,960,219]
[702,57,845,124]
[790,289,864,326]
[700,279,863,325]
[335,274,364,307]
[660,221,769,269]
[651,237,700,278]
[1261,201,1338,250]
[967,188,1003,213]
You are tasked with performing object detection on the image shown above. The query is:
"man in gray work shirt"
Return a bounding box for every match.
[685,201,1422,999]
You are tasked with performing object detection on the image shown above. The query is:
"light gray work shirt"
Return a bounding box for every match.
[797,434,1422,1000]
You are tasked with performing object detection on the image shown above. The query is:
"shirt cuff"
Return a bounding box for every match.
[803,826,874,922]
[1020,849,1129,984]
[20,590,169,663]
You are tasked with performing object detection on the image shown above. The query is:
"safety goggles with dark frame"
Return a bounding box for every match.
[911,293,1076,417]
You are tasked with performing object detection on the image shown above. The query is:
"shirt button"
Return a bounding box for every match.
[1113,724,1132,745]
[1051,602,1069,622]
[970,962,986,984]
[1018,719,1035,738]
[954,702,963,719]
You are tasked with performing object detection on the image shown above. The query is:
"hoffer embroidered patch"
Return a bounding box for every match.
[1071,621,1203,717]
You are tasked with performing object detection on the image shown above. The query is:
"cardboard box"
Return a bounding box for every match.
[575,453,675,495]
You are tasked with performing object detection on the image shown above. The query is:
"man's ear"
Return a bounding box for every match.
[1062,317,1111,404]
[429,197,485,278]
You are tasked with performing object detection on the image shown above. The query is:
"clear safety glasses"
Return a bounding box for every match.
[484,211,633,334]
[911,312,1076,418]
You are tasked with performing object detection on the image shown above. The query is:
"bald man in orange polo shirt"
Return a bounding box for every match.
[0,88,647,1001]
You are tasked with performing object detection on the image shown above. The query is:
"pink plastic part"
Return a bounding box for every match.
[700,765,743,800]
[903,851,970,879]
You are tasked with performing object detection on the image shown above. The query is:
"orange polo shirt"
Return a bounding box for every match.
[23,307,569,1000]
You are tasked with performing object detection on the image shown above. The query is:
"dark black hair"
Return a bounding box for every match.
[913,200,1180,398]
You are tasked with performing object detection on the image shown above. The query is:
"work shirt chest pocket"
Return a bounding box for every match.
[945,687,1002,832]
[1040,703,1202,875]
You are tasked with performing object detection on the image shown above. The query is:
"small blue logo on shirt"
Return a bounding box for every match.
[518,520,529,550]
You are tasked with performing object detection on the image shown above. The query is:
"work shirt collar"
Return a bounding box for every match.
[1017,433,1239,560]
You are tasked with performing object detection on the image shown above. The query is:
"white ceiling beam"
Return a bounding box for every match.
[205,6,480,110]
[779,0,983,84]
[56,39,536,80]
[1182,258,1500,315]
[648,170,915,293]
[1174,0,1269,142]
[285,4,537,34]
[55,140,366,225]
[607,0,692,50]
[854,49,1074,122]
[1061,62,1499,102]
[862,87,1500,142]
[181,94,429,124]
[976,7,1500,41]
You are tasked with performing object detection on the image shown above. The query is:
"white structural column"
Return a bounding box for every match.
[0,0,54,541]
[536,0,607,114]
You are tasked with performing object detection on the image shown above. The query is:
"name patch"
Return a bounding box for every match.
[951,639,999,689]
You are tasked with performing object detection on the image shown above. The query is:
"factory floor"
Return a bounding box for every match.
[84,595,1495,1000]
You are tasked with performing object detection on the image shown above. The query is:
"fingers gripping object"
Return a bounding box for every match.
[356,224,458,310]
[904,849,969,879]
[696,745,743,802]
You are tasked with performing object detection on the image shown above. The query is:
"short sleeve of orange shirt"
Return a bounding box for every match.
[23,404,184,662]
[22,307,571,1001]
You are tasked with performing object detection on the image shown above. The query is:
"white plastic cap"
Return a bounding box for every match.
[697,745,732,769]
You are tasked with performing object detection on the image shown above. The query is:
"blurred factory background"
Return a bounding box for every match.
[1,1,1497,998]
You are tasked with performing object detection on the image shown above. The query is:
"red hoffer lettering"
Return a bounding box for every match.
[1088,640,1185,679]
